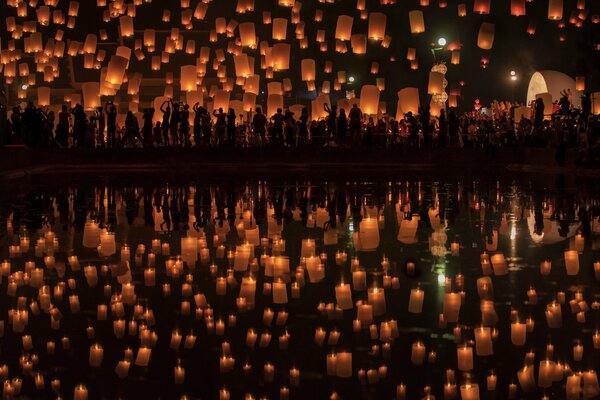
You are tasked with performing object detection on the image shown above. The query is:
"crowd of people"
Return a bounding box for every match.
[3,92,599,157]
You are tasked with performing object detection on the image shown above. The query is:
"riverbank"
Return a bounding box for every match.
[0,146,597,183]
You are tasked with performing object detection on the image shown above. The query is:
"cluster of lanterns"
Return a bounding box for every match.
[0,0,598,122]
[1,181,600,399]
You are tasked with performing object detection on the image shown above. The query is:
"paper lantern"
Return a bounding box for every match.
[351,34,367,54]
[68,1,80,17]
[272,18,287,40]
[457,3,467,16]
[105,55,129,86]
[511,0,526,16]
[37,6,51,25]
[376,78,385,91]
[371,62,379,74]
[357,0,366,10]
[239,22,256,47]
[301,59,315,81]
[548,0,563,20]
[233,54,251,78]
[216,18,227,34]
[37,87,50,106]
[407,48,416,60]
[451,51,460,64]
[360,85,380,115]
[213,90,230,112]
[477,22,495,50]
[242,92,256,111]
[267,94,283,118]
[244,75,260,94]
[576,76,585,91]
[272,43,290,70]
[473,0,490,14]
[263,11,272,24]
[527,21,537,34]
[180,65,197,92]
[409,10,425,33]
[324,61,333,74]
[428,72,444,94]
[194,3,208,19]
[267,82,283,96]
[119,16,134,37]
[335,15,353,41]
[82,82,100,110]
[337,71,347,84]
[368,12,386,40]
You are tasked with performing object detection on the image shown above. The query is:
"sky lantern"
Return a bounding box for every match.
[428,71,444,94]
[233,54,251,78]
[357,0,366,10]
[451,51,461,64]
[473,0,491,14]
[301,59,316,81]
[575,76,585,91]
[360,85,380,115]
[244,75,260,94]
[527,20,537,34]
[119,16,134,37]
[68,1,80,17]
[548,0,563,20]
[263,11,272,24]
[82,82,100,110]
[180,65,197,92]
[368,12,386,40]
[267,94,284,117]
[37,6,51,26]
[409,10,425,33]
[216,18,227,34]
[213,89,230,112]
[511,0,526,16]
[351,34,367,54]
[193,2,208,20]
[239,22,256,47]
[407,48,416,60]
[272,43,290,71]
[267,82,283,95]
[272,18,288,41]
[105,55,129,87]
[396,87,420,121]
[37,87,50,106]
[242,92,257,111]
[371,62,379,74]
[335,15,353,41]
[477,22,495,50]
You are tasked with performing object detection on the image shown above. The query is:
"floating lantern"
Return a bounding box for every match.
[368,12,386,40]
[301,59,315,81]
[359,86,380,117]
[511,0,526,16]
[272,18,288,40]
[428,72,444,94]
[477,22,495,50]
[409,10,425,33]
[335,15,353,41]
[351,34,367,54]
[473,0,490,14]
[238,22,256,47]
[548,0,563,20]
[396,87,420,119]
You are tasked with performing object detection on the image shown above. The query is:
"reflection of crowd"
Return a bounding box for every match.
[4,94,599,157]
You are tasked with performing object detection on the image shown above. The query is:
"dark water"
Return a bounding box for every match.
[1,178,600,400]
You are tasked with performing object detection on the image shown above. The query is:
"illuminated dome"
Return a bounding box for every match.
[526,70,582,108]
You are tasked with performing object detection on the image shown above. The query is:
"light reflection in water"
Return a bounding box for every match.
[0,179,599,400]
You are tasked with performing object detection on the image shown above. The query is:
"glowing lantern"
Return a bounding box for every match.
[272,18,287,40]
[119,16,134,37]
[451,51,460,64]
[357,0,366,10]
[105,55,128,86]
[360,85,380,115]
[301,59,316,81]
[351,34,367,54]
[457,3,467,16]
[137,30,153,51]
[428,72,444,94]
[548,0,563,20]
[213,89,230,113]
[324,61,333,73]
[371,62,379,74]
[37,6,50,25]
[272,43,290,71]
[267,82,283,96]
[477,22,495,50]
[239,22,256,47]
[335,16,353,41]
[180,65,197,92]
[368,12,386,40]
[409,11,425,33]
[244,75,260,94]
[233,54,250,78]
[263,11,272,24]
[407,48,416,60]
[511,0,526,16]
[527,21,537,34]
[37,87,50,106]
[68,1,80,17]
[473,0,490,14]
[215,18,227,34]
[338,71,347,84]
[576,76,585,91]
[376,78,385,91]
[267,94,284,118]
[194,3,208,19]
[82,82,100,110]
[242,92,257,111]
